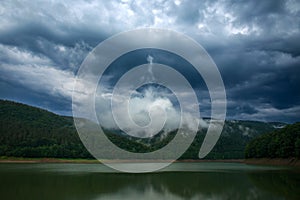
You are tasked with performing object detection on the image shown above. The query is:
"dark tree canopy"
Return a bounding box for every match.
[245,122,300,158]
[0,100,285,160]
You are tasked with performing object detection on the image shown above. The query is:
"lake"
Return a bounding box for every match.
[0,162,299,200]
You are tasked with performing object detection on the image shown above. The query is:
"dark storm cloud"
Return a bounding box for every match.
[193,0,300,122]
[0,79,72,115]
[213,47,300,121]
[0,0,299,122]
[0,0,111,46]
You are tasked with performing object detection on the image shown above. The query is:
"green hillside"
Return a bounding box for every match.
[0,99,285,160]
[182,120,283,159]
[245,122,300,159]
[0,100,91,158]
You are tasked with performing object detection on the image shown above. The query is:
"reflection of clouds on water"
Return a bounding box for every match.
[0,163,297,200]
[93,188,188,200]
[91,172,282,200]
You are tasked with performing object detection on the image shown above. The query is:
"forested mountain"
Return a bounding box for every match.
[245,122,300,159]
[0,100,91,158]
[184,120,285,159]
[0,100,286,159]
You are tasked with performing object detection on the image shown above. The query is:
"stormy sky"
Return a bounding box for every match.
[0,0,300,123]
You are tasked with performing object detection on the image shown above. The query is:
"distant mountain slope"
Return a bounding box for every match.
[0,100,91,158]
[245,122,300,159]
[0,100,285,159]
[182,120,285,159]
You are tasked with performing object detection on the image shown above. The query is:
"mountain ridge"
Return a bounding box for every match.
[0,99,286,159]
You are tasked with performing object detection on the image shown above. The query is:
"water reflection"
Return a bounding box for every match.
[248,170,300,200]
[0,163,299,200]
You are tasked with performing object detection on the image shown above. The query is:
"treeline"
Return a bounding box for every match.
[245,122,300,158]
[0,100,92,158]
[0,100,177,158]
[0,99,282,160]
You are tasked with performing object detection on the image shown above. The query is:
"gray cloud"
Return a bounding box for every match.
[0,0,299,123]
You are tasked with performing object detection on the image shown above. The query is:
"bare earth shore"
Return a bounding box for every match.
[0,157,299,167]
[0,157,99,164]
[0,157,243,164]
[245,158,300,167]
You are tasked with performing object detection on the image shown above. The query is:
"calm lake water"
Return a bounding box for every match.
[0,162,299,200]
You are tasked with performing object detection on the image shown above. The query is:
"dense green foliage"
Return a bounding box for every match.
[0,100,284,159]
[0,100,175,158]
[245,122,300,158]
[183,120,280,159]
[0,100,91,158]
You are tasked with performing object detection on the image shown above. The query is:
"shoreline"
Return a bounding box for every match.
[0,157,99,164]
[244,158,300,167]
[0,157,244,164]
[0,157,299,167]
